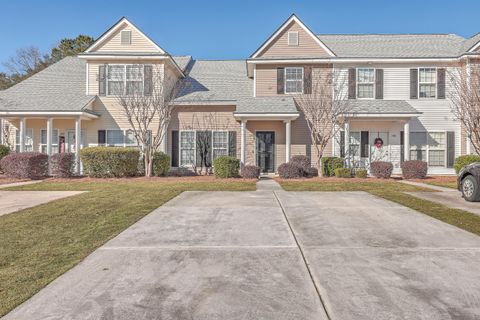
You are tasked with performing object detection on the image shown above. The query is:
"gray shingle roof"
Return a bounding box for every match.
[317,34,466,58]
[462,33,480,53]
[0,56,95,112]
[176,60,251,102]
[236,96,297,114]
[172,56,192,72]
[346,100,420,114]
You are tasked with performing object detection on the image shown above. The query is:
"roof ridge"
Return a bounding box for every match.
[317,33,462,36]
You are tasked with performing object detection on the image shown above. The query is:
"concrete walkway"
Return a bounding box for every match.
[400,180,480,216]
[4,190,480,319]
[256,176,282,191]
[0,190,84,217]
[0,180,43,189]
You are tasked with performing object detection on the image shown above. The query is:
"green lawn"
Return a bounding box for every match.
[0,178,255,317]
[421,180,457,189]
[279,178,480,238]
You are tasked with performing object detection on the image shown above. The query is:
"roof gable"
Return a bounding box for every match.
[250,14,335,59]
[85,17,166,54]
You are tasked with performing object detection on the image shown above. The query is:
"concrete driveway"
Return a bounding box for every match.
[0,190,84,216]
[3,190,480,320]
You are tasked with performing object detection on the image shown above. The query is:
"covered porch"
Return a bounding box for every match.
[0,111,99,174]
[337,100,456,175]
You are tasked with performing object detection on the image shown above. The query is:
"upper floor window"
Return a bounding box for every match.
[288,31,299,46]
[357,68,375,99]
[419,68,436,99]
[285,67,303,94]
[107,64,144,96]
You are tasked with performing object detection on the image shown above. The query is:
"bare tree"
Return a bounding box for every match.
[294,67,349,175]
[449,61,480,154]
[2,46,48,76]
[0,119,14,148]
[181,112,230,175]
[116,65,186,177]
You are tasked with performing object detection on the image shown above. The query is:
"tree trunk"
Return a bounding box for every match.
[144,151,153,177]
[317,157,323,177]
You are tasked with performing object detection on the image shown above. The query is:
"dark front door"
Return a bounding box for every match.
[256,131,275,173]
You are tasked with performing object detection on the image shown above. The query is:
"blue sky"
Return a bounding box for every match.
[0,0,479,71]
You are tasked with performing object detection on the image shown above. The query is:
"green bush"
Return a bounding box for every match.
[80,147,140,178]
[334,167,352,178]
[355,168,368,178]
[0,145,9,161]
[322,157,344,177]
[454,155,480,173]
[152,152,171,176]
[213,156,240,178]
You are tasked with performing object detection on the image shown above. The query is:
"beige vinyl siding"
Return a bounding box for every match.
[94,23,161,53]
[257,21,330,58]
[256,64,332,97]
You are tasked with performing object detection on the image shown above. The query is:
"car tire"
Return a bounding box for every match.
[461,175,480,202]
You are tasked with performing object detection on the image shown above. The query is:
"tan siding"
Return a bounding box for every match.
[257,21,330,58]
[167,106,240,161]
[94,22,161,53]
[256,64,332,97]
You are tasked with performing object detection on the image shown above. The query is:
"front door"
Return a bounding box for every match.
[66,129,86,153]
[256,131,275,173]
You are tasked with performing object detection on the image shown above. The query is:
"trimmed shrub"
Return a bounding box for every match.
[290,155,311,172]
[401,160,428,179]
[278,162,303,179]
[355,168,368,178]
[213,156,240,178]
[241,165,261,179]
[0,145,9,161]
[370,161,393,179]
[0,152,48,179]
[334,167,352,178]
[80,147,140,178]
[152,152,171,176]
[322,157,344,177]
[454,155,480,173]
[305,167,319,178]
[50,153,75,178]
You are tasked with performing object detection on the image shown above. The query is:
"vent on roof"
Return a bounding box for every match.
[121,30,132,45]
[288,31,299,46]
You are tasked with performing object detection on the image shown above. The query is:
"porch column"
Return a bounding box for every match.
[19,117,26,152]
[46,117,53,156]
[344,121,350,167]
[285,120,291,162]
[75,116,81,174]
[404,121,410,161]
[240,120,247,165]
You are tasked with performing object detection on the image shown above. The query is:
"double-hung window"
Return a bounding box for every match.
[40,129,59,153]
[410,132,427,161]
[427,132,446,166]
[357,68,375,99]
[15,128,33,152]
[349,131,361,157]
[107,65,144,96]
[419,68,436,99]
[212,131,228,160]
[180,131,195,167]
[285,67,303,94]
[106,130,126,147]
[410,131,446,166]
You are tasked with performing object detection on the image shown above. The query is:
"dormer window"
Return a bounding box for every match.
[288,31,299,46]
[121,30,132,45]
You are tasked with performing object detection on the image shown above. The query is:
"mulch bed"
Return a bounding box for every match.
[0,175,28,185]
